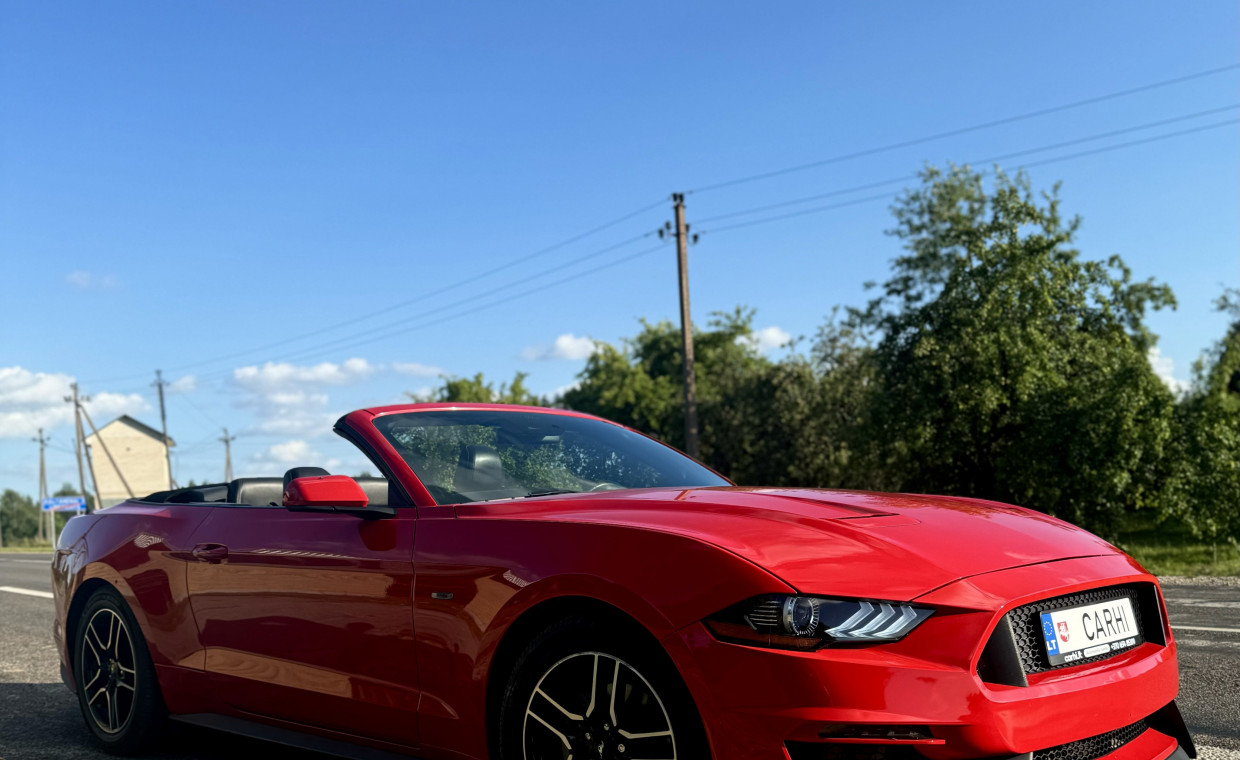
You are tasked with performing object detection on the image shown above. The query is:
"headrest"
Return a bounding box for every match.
[454,445,507,493]
[228,477,284,506]
[355,477,390,507]
[459,445,502,473]
[166,484,228,503]
[283,466,331,491]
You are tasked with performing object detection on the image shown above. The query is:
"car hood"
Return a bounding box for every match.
[457,487,1120,600]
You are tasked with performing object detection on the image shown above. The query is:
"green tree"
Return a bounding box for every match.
[562,308,789,481]
[411,371,545,405]
[1169,289,1240,549]
[0,490,39,545]
[850,165,1178,534]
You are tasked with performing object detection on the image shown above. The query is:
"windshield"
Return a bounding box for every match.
[373,410,729,505]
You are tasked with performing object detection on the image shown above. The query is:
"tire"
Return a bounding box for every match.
[497,614,709,760]
[73,586,167,755]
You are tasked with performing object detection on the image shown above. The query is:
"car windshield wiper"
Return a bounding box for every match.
[523,489,579,498]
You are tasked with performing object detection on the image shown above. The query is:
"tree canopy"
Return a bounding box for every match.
[405,166,1235,543]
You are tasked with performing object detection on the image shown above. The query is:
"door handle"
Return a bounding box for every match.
[191,543,229,562]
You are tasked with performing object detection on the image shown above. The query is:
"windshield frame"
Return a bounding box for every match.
[365,405,732,506]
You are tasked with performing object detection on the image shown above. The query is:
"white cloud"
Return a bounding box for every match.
[391,361,444,377]
[244,439,317,476]
[168,375,197,393]
[234,358,374,392]
[66,271,119,290]
[1147,347,1190,396]
[520,333,597,361]
[547,381,581,399]
[242,441,354,478]
[405,386,436,402]
[738,326,792,355]
[0,366,148,439]
[269,440,312,463]
[232,358,374,438]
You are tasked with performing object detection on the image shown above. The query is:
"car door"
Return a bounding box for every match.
[184,501,419,747]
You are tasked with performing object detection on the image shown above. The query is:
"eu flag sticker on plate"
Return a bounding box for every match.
[1040,613,1060,655]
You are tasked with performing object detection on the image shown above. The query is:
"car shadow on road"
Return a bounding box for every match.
[0,682,331,760]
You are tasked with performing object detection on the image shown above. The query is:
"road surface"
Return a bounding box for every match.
[1,553,1235,759]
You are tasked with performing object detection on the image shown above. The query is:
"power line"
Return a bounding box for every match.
[160,197,668,376]
[173,393,224,431]
[198,113,1239,372]
[208,230,661,373]
[174,432,222,455]
[698,118,1238,235]
[1019,117,1238,169]
[271,241,672,367]
[696,104,1239,225]
[689,63,1239,194]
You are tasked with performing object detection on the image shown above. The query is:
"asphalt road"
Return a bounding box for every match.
[1,553,1235,760]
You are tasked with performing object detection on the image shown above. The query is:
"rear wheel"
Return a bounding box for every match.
[498,614,708,760]
[74,587,166,754]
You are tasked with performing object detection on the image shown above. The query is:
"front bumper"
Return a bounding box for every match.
[663,555,1185,760]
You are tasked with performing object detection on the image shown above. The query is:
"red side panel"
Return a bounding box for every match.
[410,515,794,759]
[52,502,215,714]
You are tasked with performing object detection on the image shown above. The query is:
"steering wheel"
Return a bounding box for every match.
[588,481,625,492]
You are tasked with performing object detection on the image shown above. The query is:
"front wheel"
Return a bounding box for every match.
[498,615,709,760]
[73,587,166,754]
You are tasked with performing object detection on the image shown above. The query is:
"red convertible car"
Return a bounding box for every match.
[52,403,1194,760]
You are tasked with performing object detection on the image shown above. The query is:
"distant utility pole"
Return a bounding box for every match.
[220,427,236,482]
[83,443,103,517]
[64,383,92,513]
[153,370,175,489]
[33,429,49,542]
[79,404,134,500]
[664,193,700,459]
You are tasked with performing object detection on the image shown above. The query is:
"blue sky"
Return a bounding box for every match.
[2,1,1237,493]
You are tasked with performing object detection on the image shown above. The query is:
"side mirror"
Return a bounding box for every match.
[284,475,393,519]
[284,475,369,507]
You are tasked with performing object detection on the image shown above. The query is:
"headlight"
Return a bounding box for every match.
[705,594,934,650]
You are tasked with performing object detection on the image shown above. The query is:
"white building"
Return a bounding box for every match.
[84,415,175,508]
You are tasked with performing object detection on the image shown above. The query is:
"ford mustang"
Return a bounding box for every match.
[51,403,1195,760]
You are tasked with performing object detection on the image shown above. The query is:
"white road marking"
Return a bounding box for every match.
[1165,598,1240,609]
[1174,625,1240,633]
[7,559,51,564]
[0,586,53,599]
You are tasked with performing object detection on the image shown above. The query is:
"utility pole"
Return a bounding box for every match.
[65,383,92,513]
[33,430,49,542]
[83,443,103,517]
[153,370,175,489]
[220,427,236,482]
[79,404,134,500]
[671,193,700,459]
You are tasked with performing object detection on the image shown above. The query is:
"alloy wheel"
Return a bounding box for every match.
[523,651,676,760]
[80,607,138,735]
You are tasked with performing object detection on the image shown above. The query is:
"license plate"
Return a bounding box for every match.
[1039,596,1142,667]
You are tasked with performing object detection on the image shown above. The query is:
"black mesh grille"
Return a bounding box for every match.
[1032,719,1149,760]
[1004,584,1147,675]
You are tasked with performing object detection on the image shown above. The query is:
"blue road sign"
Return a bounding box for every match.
[41,496,86,512]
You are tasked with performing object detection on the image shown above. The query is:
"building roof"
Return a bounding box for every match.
[86,415,176,447]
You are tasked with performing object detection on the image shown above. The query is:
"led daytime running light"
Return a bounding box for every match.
[709,595,933,649]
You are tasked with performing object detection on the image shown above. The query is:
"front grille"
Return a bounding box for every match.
[1006,585,1146,675]
[978,583,1165,685]
[1033,719,1149,760]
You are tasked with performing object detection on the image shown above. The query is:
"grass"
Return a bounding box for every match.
[0,544,56,553]
[1112,512,1239,577]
